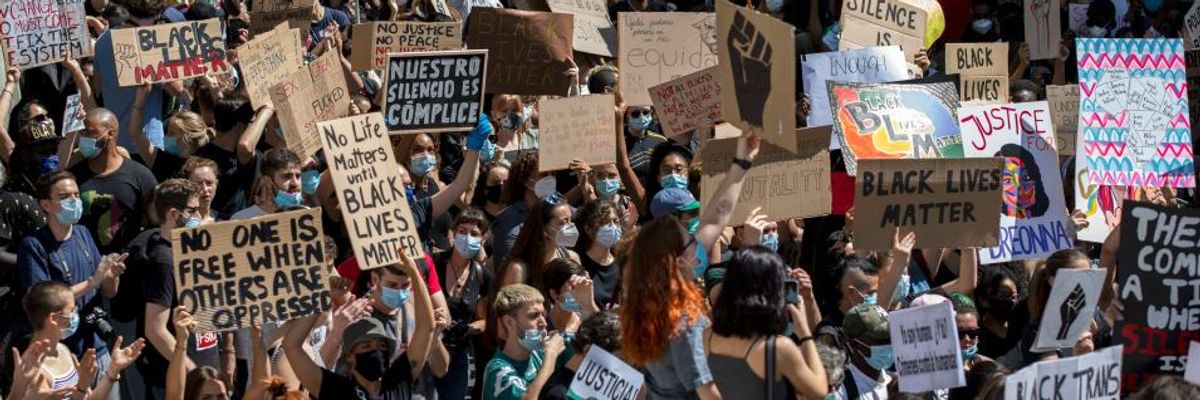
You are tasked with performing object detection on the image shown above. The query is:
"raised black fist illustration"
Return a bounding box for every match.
[727,10,772,128]
[1055,283,1087,340]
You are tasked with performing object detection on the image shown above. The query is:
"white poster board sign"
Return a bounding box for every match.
[1005,345,1123,400]
[801,46,908,148]
[889,302,965,393]
[1032,269,1106,352]
[1185,342,1200,386]
[567,346,644,400]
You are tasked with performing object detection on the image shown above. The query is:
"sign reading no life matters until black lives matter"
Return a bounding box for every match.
[1117,201,1200,392]
[384,50,486,134]
[320,113,423,270]
[0,0,91,69]
[171,208,330,332]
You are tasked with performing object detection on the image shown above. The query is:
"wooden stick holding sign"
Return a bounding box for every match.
[171,208,330,332]
[319,113,423,270]
[716,0,797,153]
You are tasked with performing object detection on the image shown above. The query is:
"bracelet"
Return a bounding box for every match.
[795,336,814,346]
[732,157,753,170]
[104,369,121,381]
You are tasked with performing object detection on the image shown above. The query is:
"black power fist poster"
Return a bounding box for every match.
[716,0,796,153]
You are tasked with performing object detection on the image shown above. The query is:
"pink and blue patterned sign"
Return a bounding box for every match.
[1076,38,1194,188]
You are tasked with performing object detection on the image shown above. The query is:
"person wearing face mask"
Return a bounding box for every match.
[490,152,551,272]
[132,86,215,182]
[403,132,455,251]
[482,284,568,400]
[974,269,1022,359]
[6,100,65,195]
[125,179,226,399]
[618,107,667,185]
[634,144,694,218]
[570,161,639,230]
[430,209,492,400]
[231,148,306,220]
[489,94,538,166]
[67,108,159,257]
[281,246,437,400]
[19,281,145,400]
[575,200,625,309]
[471,163,509,219]
[835,304,894,400]
[193,96,275,220]
[495,198,581,288]
[17,171,128,390]
[951,297,990,371]
[813,255,880,353]
[540,259,600,334]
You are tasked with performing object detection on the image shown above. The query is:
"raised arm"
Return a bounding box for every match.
[1099,222,1120,311]
[165,307,193,400]
[281,314,325,394]
[62,55,96,111]
[431,113,489,218]
[146,302,194,370]
[877,229,915,310]
[0,67,20,162]
[695,134,760,251]
[613,104,646,209]
[399,246,435,380]
[237,106,275,165]
[782,303,828,399]
[131,85,157,167]
[241,326,271,400]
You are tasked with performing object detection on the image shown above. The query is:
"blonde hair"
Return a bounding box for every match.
[168,111,214,148]
[492,284,544,317]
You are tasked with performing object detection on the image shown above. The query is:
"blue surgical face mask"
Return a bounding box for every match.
[692,240,709,279]
[595,224,622,249]
[274,190,302,209]
[409,154,437,177]
[454,233,482,258]
[962,345,979,361]
[761,232,779,251]
[560,292,583,314]
[861,292,878,306]
[518,329,543,352]
[380,286,411,309]
[822,23,840,51]
[301,170,321,195]
[865,344,894,371]
[1144,0,1162,12]
[765,0,784,12]
[628,114,653,131]
[163,136,185,157]
[687,217,700,235]
[498,112,523,130]
[57,198,83,226]
[660,173,688,190]
[60,312,79,338]
[597,178,621,199]
[971,18,993,34]
[184,217,202,228]
[78,136,103,159]
[892,274,911,304]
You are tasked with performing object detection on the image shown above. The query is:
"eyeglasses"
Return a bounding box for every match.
[29,114,50,123]
[958,328,981,339]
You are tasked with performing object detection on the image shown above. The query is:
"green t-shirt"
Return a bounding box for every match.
[482,350,545,400]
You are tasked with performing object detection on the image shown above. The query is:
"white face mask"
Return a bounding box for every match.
[534,176,557,199]
[555,222,580,247]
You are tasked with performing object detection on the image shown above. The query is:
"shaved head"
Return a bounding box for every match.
[85,108,118,132]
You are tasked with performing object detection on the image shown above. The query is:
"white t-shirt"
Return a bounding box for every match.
[833,364,891,400]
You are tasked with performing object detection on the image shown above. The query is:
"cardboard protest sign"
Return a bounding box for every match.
[648,67,722,136]
[319,113,424,269]
[1077,38,1194,188]
[716,0,796,153]
[838,0,940,70]
[617,12,719,107]
[702,127,833,224]
[1046,85,1079,156]
[272,51,351,157]
[1186,342,1200,386]
[827,80,963,176]
[1005,345,1123,399]
[1069,4,1089,36]
[801,46,909,134]
[889,302,964,393]
[0,0,90,69]
[944,43,1008,105]
[566,346,644,400]
[240,24,305,109]
[1023,0,1061,60]
[546,0,614,56]
[960,102,1071,263]
[1186,2,1200,50]
[111,19,230,86]
[1117,201,1200,391]
[349,22,463,71]
[1031,269,1106,352]
[853,158,1002,250]
[249,0,316,36]
[383,50,486,134]
[61,94,84,134]
[171,208,330,332]
[465,7,573,96]
[537,94,616,172]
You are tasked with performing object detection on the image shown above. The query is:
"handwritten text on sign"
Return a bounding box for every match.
[111,18,230,86]
[384,50,486,134]
[889,302,965,393]
[172,208,330,332]
[617,12,718,106]
[854,158,1003,250]
[0,0,91,69]
[537,94,616,172]
[1005,345,1122,400]
[319,113,423,270]
[567,346,644,400]
[649,67,722,136]
[701,128,832,224]
[1117,201,1200,391]
[349,22,463,70]
[465,7,574,96]
[945,43,1008,104]
[240,24,304,109]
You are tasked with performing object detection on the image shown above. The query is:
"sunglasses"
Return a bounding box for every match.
[959,328,981,339]
[30,114,50,123]
[629,110,652,118]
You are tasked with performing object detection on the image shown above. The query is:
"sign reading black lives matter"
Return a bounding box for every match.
[1117,201,1200,392]
[384,50,487,134]
[171,208,330,332]
[320,113,424,270]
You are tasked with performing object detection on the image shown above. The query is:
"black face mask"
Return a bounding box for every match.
[989,298,1017,317]
[486,185,503,204]
[354,349,389,381]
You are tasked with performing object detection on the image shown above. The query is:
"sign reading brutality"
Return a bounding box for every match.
[384,50,486,134]
[854,158,1002,250]
[889,302,965,393]
[111,18,230,86]
[944,43,1008,104]
[701,127,833,225]
[319,113,423,270]
[349,22,463,71]
[537,94,616,172]
[827,80,964,176]
[0,0,91,69]
[1005,345,1123,399]
[171,208,330,332]
[617,12,718,106]
[465,7,573,96]
[1118,201,1200,392]
[716,0,797,153]
[648,67,722,136]
[960,101,1072,264]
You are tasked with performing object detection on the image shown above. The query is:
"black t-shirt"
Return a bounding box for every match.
[70,159,158,254]
[194,143,259,221]
[414,177,451,251]
[150,151,186,182]
[410,195,435,254]
[432,251,492,350]
[538,366,577,400]
[318,357,414,400]
[580,253,619,309]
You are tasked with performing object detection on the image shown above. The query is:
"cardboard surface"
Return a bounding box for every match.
[537,94,616,171]
[465,7,573,96]
[349,22,463,70]
[249,0,316,36]
[716,0,796,153]
[546,0,615,56]
[1024,0,1062,60]
[617,12,718,106]
[701,127,833,225]
[945,43,1009,105]
[240,23,305,109]
[648,67,722,136]
[1046,85,1079,156]
[827,80,963,176]
[0,0,91,69]
[111,18,230,86]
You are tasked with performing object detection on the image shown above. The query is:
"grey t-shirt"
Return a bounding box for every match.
[643,317,713,400]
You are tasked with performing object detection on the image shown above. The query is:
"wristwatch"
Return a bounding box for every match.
[732,158,753,170]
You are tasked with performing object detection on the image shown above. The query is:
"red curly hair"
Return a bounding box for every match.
[620,215,707,367]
